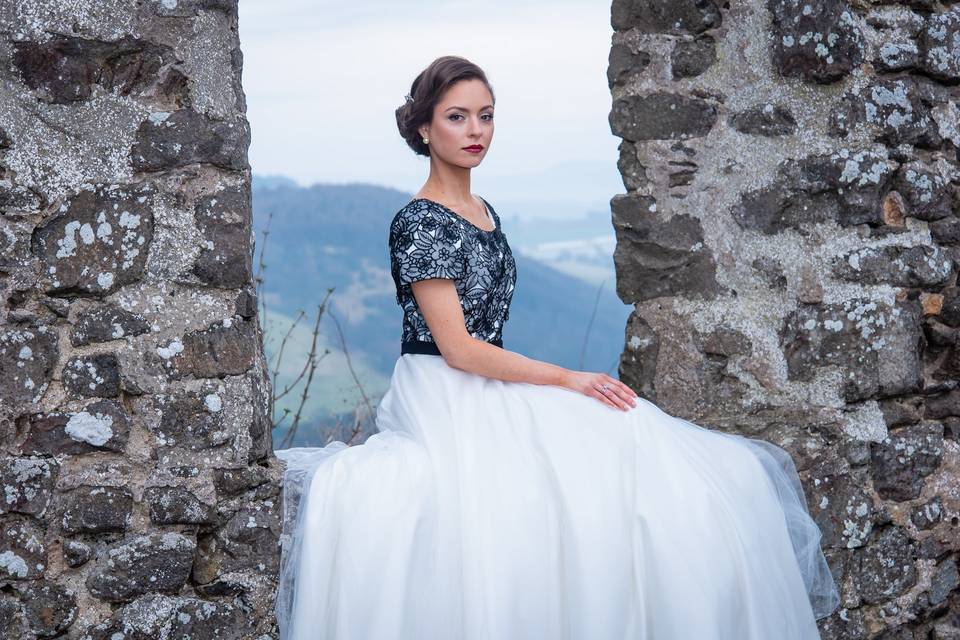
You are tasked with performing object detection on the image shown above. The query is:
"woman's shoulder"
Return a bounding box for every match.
[389,199,459,250]
[390,198,448,230]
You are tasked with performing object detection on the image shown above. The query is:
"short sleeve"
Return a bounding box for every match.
[390,205,466,286]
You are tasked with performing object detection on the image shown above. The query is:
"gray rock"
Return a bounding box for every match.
[927,217,960,247]
[19,399,131,455]
[831,244,954,287]
[233,288,258,319]
[62,354,122,398]
[63,538,93,568]
[781,298,923,402]
[611,0,721,34]
[17,580,78,637]
[930,557,960,606]
[0,456,56,518]
[0,327,58,406]
[214,466,271,498]
[0,592,24,639]
[920,7,960,82]
[86,533,196,602]
[911,497,944,531]
[164,318,258,379]
[671,35,717,79]
[153,391,232,452]
[854,526,918,604]
[611,193,718,303]
[81,593,246,640]
[942,289,960,327]
[71,303,151,347]
[891,161,954,222]
[729,103,797,136]
[615,140,650,192]
[145,486,215,526]
[192,504,279,584]
[808,459,876,549]
[608,43,651,87]
[32,183,155,297]
[768,0,864,83]
[870,423,944,501]
[610,92,718,142]
[11,35,177,104]
[732,149,897,233]
[874,39,921,73]
[192,181,254,288]
[130,108,250,172]
[830,77,941,149]
[0,515,47,580]
[61,486,133,535]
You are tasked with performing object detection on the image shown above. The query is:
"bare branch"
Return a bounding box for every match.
[578,277,607,371]
[278,299,327,450]
[326,307,377,446]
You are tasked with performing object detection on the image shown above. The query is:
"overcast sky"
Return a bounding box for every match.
[237,0,624,214]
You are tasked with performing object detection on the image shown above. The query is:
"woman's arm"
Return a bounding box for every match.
[410,279,638,411]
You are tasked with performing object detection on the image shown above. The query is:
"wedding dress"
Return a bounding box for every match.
[274,197,840,639]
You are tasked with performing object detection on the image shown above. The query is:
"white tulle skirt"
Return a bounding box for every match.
[275,353,840,640]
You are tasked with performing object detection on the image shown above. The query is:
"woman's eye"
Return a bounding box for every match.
[448,114,494,121]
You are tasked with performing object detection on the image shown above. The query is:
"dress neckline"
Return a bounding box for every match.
[410,196,498,234]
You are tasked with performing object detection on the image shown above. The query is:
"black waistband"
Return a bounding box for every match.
[401,338,502,356]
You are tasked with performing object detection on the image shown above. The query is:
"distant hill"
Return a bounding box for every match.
[251,177,632,447]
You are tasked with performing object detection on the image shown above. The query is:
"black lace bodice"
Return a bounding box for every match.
[389,196,517,355]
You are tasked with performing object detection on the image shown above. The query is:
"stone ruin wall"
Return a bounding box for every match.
[609,0,960,636]
[0,2,281,638]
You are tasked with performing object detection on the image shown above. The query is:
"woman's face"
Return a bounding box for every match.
[419,78,494,168]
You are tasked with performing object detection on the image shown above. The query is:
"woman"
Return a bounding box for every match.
[275,55,840,640]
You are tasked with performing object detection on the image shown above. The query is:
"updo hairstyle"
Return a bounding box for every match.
[395,55,495,157]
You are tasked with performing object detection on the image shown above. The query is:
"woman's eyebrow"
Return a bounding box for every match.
[444,105,495,112]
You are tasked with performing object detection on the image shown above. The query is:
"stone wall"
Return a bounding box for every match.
[0,2,281,638]
[609,0,960,636]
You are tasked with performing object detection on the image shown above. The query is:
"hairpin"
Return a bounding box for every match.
[404,94,413,103]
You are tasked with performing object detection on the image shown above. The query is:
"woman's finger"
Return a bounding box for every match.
[611,386,636,408]
[589,387,618,410]
[604,375,637,400]
[595,384,630,411]
[601,379,633,408]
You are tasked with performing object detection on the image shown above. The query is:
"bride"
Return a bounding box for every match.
[274,55,840,640]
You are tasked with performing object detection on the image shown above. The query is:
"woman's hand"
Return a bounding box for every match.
[561,371,638,411]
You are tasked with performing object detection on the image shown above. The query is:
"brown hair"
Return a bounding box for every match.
[395,55,495,157]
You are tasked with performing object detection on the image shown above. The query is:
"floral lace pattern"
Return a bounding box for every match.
[389,197,517,345]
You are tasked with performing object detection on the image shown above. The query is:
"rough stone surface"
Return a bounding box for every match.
[0,3,280,636]
[144,485,215,525]
[61,485,134,534]
[19,399,131,455]
[0,515,47,580]
[17,580,78,637]
[609,0,960,635]
[870,424,945,501]
[86,532,196,602]
[62,353,122,398]
[71,302,151,346]
[32,183,155,296]
[671,36,717,79]
[63,538,93,568]
[82,593,247,640]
